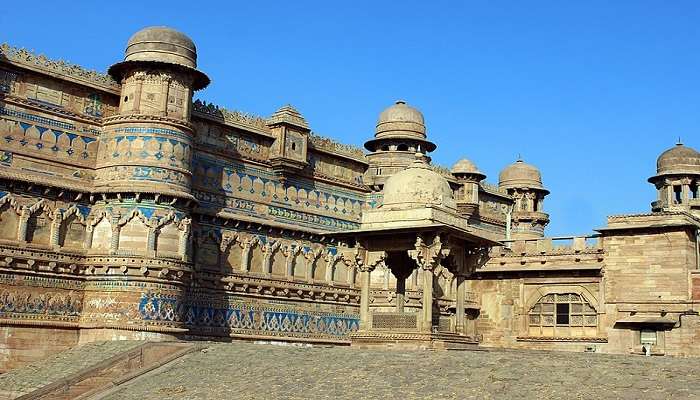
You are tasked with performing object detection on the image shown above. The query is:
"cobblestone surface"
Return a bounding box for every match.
[101,342,700,400]
[0,341,145,395]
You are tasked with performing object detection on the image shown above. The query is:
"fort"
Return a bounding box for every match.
[0,26,699,372]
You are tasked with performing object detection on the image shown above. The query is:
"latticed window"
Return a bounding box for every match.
[527,293,597,337]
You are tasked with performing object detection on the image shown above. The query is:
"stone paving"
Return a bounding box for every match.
[99,341,700,400]
[0,340,145,398]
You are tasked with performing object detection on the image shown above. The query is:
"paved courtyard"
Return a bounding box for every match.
[98,342,700,400]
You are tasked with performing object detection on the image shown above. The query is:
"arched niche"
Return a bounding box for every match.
[222,239,243,271]
[59,210,86,248]
[156,222,180,256]
[91,217,112,250]
[26,205,53,245]
[0,200,20,241]
[249,240,265,274]
[118,215,149,254]
[270,244,286,276]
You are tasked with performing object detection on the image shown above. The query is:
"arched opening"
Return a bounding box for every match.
[397,144,409,152]
[0,202,20,241]
[528,293,597,337]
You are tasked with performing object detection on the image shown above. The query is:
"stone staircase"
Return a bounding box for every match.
[0,341,201,400]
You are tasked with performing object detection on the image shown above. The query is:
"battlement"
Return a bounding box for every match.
[493,235,602,257]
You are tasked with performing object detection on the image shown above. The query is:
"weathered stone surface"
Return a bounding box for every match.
[100,342,700,400]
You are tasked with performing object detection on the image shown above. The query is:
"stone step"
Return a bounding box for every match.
[4,341,201,400]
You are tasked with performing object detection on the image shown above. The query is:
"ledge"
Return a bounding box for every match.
[516,336,607,343]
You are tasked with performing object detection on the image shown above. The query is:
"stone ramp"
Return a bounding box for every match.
[0,341,199,400]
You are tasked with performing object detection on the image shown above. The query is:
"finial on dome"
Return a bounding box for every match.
[677,137,683,146]
[395,100,406,105]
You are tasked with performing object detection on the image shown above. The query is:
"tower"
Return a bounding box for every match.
[648,142,700,215]
[266,105,310,179]
[364,100,436,190]
[498,159,550,239]
[83,27,209,338]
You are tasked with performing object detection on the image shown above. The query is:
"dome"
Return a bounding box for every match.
[382,154,456,210]
[498,159,547,192]
[109,26,209,90]
[365,100,436,152]
[451,158,485,180]
[655,142,700,176]
[124,26,197,68]
[375,100,426,140]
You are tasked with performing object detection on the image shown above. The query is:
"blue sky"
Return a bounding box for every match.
[3,1,700,236]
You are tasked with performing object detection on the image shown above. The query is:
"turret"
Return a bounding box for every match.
[97,26,209,199]
[499,159,550,239]
[648,141,700,215]
[451,158,486,216]
[364,100,436,190]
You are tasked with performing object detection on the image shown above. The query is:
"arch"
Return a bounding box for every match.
[333,258,348,284]
[249,239,265,274]
[91,217,112,250]
[397,143,409,152]
[525,287,599,338]
[292,246,306,279]
[26,201,54,245]
[156,221,180,256]
[223,239,243,271]
[268,242,285,276]
[118,215,149,254]
[0,195,21,241]
[58,207,87,248]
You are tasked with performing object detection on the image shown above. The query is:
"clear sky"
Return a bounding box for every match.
[3,1,699,236]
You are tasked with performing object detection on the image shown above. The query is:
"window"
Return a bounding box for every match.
[397,144,408,151]
[528,293,597,337]
[640,329,657,345]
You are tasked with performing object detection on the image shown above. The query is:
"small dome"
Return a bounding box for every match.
[655,142,700,175]
[124,26,197,68]
[382,154,456,210]
[499,159,546,191]
[109,26,209,90]
[375,100,426,140]
[451,158,485,180]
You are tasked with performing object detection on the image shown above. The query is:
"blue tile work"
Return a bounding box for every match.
[138,292,360,339]
[0,287,82,320]
[1,106,99,162]
[268,205,360,230]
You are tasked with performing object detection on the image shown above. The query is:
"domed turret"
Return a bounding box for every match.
[499,158,549,239]
[109,26,209,90]
[451,158,485,214]
[382,153,456,210]
[364,101,437,189]
[499,159,547,193]
[648,141,700,213]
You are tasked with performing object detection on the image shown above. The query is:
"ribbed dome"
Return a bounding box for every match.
[375,100,426,140]
[109,26,209,90]
[124,26,197,68]
[382,154,456,210]
[499,159,546,191]
[655,142,700,175]
[451,158,485,180]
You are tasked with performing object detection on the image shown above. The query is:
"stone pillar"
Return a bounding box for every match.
[396,274,406,312]
[455,274,466,334]
[49,215,62,247]
[83,224,94,249]
[241,243,252,272]
[110,217,120,255]
[178,219,191,262]
[421,265,434,332]
[359,265,373,330]
[17,208,29,242]
[147,226,157,256]
[324,255,335,284]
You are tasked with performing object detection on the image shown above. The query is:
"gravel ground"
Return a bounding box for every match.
[99,341,700,400]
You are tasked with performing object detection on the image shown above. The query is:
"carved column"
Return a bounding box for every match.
[324,254,336,284]
[409,234,450,333]
[395,275,406,312]
[110,216,121,255]
[147,226,157,256]
[178,219,191,262]
[49,214,62,247]
[455,274,466,334]
[241,242,253,272]
[17,207,29,242]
